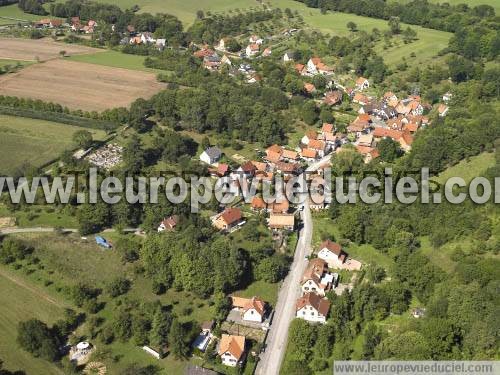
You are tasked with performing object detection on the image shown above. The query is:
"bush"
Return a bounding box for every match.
[106,277,131,298]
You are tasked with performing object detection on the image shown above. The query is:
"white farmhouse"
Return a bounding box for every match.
[231,296,266,323]
[317,240,347,268]
[200,147,222,165]
[296,292,330,324]
[218,334,246,367]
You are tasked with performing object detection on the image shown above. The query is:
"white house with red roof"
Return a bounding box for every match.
[218,334,246,367]
[231,296,266,323]
[355,77,370,91]
[296,292,330,324]
[317,240,347,267]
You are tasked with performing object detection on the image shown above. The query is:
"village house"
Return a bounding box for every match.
[308,139,327,157]
[156,39,166,49]
[35,19,62,28]
[203,54,221,71]
[442,92,453,103]
[200,147,222,165]
[221,54,232,66]
[218,37,230,51]
[296,292,330,324]
[372,128,414,152]
[322,122,334,135]
[357,133,373,148]
[246,43,260,57]
[231,296,267,323]
[383,91,398,105]
[355,77,370,91]
[262,47,272,57]
[268,213,295,231]
[270,198,290,214]
[237,161,257,178]
[301,258,338,296]
[193,47,216,58]
[251,196,267,211]
[282,149,299,161]
[265,144,283,164]
[283,51,295,62]
[306,57,333,75]
[218,334,246,367]
[317,240,348,268]
[352,92,370,106]
[301,148,318,161]
[356,145,380,163]
[249,35,263,44]
[213,207,243,231]
[275,161,301,177]
[140,32,155,44]
[323,90,343,106]
[295,63,307,76]
[438,103,449,117]
[209,163,230,178]
[304,83,316,94]
[157,215,179,232]
[396,97,424,116]
[301,130,318,146]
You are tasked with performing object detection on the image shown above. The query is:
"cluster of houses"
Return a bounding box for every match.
[296,240,360,324]
[295,56,334,77]
[121,28,167,49]
[199,145,305,233]
[33,17,97,34]
[190,296,268,368]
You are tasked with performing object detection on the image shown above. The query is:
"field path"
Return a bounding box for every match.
[0,267,67,308]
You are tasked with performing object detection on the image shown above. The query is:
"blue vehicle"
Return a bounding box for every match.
[95,236,112,249]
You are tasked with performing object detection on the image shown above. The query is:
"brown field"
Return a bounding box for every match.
[0,59,166,111]
[0,37,102,61]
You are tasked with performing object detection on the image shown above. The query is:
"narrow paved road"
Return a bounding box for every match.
[255,203,313,375]
[255,154,331,375]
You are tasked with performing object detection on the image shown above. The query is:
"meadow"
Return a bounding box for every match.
[5,232,217,374]
[0,266,65,374]
[68,50,163,72]
[0,4,42,25]
[0,115,106,175]
[434,151,496,184]
[404,0,500,14]
[268,0,452,68]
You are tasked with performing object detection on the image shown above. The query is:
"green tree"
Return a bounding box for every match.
[347,22,357,32]
[72,130,93,149]
[168,319,189,359]
[388,17,401,34]
[378,137,402,162]
[17,319,60,361]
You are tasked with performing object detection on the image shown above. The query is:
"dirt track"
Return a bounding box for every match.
[0,59,166,111]
[0,37,102,61]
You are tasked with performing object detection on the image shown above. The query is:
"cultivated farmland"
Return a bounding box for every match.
[0,115,106,175]
[0,59,166,111]
[0,37,102,61]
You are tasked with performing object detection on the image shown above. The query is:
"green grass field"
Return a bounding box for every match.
[269,0,452,68]
[0,266,65,375]
[67,50,165,72]
[405,0,500,14]
[0,4,42,25]
[8,232,215,374]
[0,115,106,175]
[434,152,496,184]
